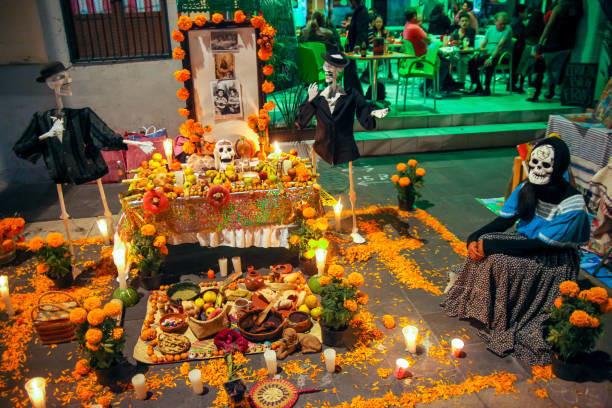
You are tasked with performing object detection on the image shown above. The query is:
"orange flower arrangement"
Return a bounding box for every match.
[601,298,612,314]
[83,296,102,311]
[408,159,418,167]
[416,168,426,177]
[262,80,275,94]
[390,174,399,183]
[347,272,365,287]
[182,140,195,155]
[559,280,580,297]
[319,276,332,286]
[177,15,193,31]
[212,13,224,24]
[178,108,190,117]
[302,207,316,219]
[261,24,276,38]
[262,64,274,76]
[86,342,100,351]
[251,15,266,30]
[36,263,49,274]
[28,236,44,251]
[70,307,87,324]
[174,69,191,82]
[141,224,156,236]
[344,299,358,312]
[289,235,300,246]
[87,308,106,326]
[399,177,411,187]
[568,310,591,327]
[176,87,190,100]
[85,328,103,344]
[171,29,185,42]
[382,314,396,329]
[159,245,169,256]
[328,264,345,279]
[258,48,273,61]
[172,46,186,60]
[234,10,247,24]
[194,14,207,27]
[112,328,124,340]
[578,287,608,305]
[153,235,167,248]
[263,100,275,111]
[47,232,65,248]
[396,163,407,172]
[103,301,122,318]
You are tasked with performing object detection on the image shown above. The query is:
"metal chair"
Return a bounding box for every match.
[491,37,517,95]
[396,42,440,111]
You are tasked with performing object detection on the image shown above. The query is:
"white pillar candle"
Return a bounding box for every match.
[263,349,277,376]
[131,374,147,400]
[451,338,465,358]
[188,369,204,395]
[315,248,327,276]
[163,138,173,167]
[25,377,46,408]
[218,258,228,277]
[323,348,336,373]
[231,256,242,274]
[402,326,418,354]
[394,358,410,379]
[174,170,185,187]
[112,236,128,290]
[96,218,110,245]
[0,275,14,317]
[334,198,343,232]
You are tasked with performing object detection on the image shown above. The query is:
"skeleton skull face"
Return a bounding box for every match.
[323,61,342,84]
[528,144,555,185]
[46,71,73,97]
[214,140,235,171]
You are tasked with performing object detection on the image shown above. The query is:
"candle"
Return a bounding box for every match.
[25,377,46,408]
[131,374,147,400]
[402,326,418,354]
[315,248,327,276]
[323,348,336,373]
[394,358,411,379]
[231,256,242,274]
[96,218,110,245]
[218,258,228,277]
[451,338,465,358]
[0,275,14,317]
[268,141,282,160]
[334,197,343,232]
[188,369,204,395]
[112,236,128,289]
[263,349,277,375]
[163,138,173,166]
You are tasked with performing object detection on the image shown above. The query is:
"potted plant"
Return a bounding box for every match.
[545,280,611,381]
[289,204,329,276]
[0,217,25,265]
[70,297,126,389]
[319,265,366,347]
[29,233,74,288]
[390,159,426,211]
[131,224,168,290]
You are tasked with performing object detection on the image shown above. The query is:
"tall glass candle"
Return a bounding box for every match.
[264,349,277,375]
[112,237,128,289]
[334,198,343,231]
[451,338,465,358]
[402,326,418,354]
[323,348,336,373]
[25,377,46,408]
[315,248,327,276]
[218,258,228,277]
[96,218,110,245]
[231,256,242,274]
[188,369,204,395]
[131,374,147,400]
[0,275,14,317]
[163,138,173,166]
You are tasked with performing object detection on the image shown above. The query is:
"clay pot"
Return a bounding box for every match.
[270,264,293,282]
[287,311,313,333]
[245,269,264,291]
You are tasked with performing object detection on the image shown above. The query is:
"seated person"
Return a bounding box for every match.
[300,10,340,52]
[448,12,476,85]
[403,7,430,57]
[428,4,452,35]
[467,11,512,95]
[368,14,390,44]
[454,1,479,32]
[444,137,590,365]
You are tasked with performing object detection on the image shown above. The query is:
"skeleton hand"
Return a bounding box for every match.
[371,108,389,119]
[124,140,155,155]
[307,83,319,102]
[39,116,64,142]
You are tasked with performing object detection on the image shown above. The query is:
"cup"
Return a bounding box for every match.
[323,348,336,373]
[264,350,277,375]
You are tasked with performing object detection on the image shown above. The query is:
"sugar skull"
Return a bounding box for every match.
[528,144,555,185]
[214,139,235,171]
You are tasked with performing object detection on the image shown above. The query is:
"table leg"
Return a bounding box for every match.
[372,59,379,101]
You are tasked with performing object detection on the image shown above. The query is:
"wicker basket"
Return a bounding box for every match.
[188,303,231,340]
[32,291,80,345]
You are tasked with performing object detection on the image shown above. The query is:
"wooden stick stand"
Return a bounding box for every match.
[96,179,115,237]
[56,184,75,256]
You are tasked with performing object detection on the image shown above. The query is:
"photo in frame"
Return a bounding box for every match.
[211,80,243,120]
[214,53,236,80]
[210,31,240,52]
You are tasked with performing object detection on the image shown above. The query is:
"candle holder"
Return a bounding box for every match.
[333,198,343,232]
[394,358,412,379]
[25,377,46,408]
[451,338,465,358]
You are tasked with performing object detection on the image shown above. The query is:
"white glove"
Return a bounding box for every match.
[39,116,65,142]
[371,108,389,119]
[124,140,155,155]
[307,83,319,102]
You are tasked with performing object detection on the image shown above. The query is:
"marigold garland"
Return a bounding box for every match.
[262,80,275,94]
[176,87,190,101]
[211,13,224,24]
[172,46,185,60]
[173,69,191,82]
[193,14,207,27]
[262,64,274,76]
[178,108,190,117]
[177,15,193,31]
[171,29,184,42]
[234,10,247,24]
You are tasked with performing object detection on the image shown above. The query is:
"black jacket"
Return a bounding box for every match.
[14,107,127,185]
[297,89,376,165]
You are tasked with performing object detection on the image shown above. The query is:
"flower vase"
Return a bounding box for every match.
[398,189,416,211]
[50,267,75,289]
[300,256,317,276]
[321,325,349,348]
[141,274,162,291]
[551,353,587,382]
[95,360,129,392]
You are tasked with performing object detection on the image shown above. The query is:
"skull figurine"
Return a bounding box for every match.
[46,70,73,97]
[323,61,342,85]
[528,144,555,185]
[214,139,235,171]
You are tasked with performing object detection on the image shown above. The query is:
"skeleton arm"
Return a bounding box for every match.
[371,108,389,118]
[38,116,64,141]
[124,140,155,155]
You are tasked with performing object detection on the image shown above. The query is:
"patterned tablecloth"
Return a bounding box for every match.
[118,187,320,248]
[546,114,612,193]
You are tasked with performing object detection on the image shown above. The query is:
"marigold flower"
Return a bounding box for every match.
[263,100,275,111]
[178,108,190,117]
[347,272,365,287]
[601,298,612,314]
[382,314,396,329]
[46,232,65,248]
[97,395,112,407]
[559,280,579,297]
[396,163,407,172]
[262,64,274,76]
[28,236,45,251]
[112,328,124,340]
[203,125,212,133]
[357,292,369,305]
[258,48,272,61]
[36,263,49,274]
[69,307,88,324]
[234,10,247,24]
[153,235,167,248]
[159,245,169,256]
[87,308,106,326]
[177,87,190,100]
[103,301,122,318]
[554,296,563,309]
[416,168,426,177]
[302,207,316,219]
[408,159,418,167]
[193,14,207,27]
[262,80,275,94]
[172,46,186,60]
[583,287,608,305]
[568,310,591,328]
[314,218,328,231]
[171,29,185,42]
[328,264,345,279]
[174,69,191,82]
[289,235,301,246]
[74,359,90,376]
[211,13,224,24]
[251,15,266,29]
[1,239,14,252]
[83,296,102,311]
[177,15,193,31]
[344,299,357,312]
[390,174,400,183]
[85,328,103,344]
[140,224,156,236]
[261,25,276,38]
[590,316,600,328]
[399,177,411,187]
[182,140,195,155]
[319,276,331,286]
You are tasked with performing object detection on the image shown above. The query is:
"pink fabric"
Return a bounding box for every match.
[124,135,166,171]
[403,23,428,57]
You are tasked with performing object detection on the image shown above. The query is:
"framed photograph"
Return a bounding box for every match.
[210,31,240,52]
[214,53,236,80]
[211,80,243,120]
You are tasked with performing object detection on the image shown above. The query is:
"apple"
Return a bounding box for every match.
[259,171,268,181]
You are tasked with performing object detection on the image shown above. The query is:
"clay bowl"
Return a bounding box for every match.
[159,313,188,334]
[286,311,313,333]
[237,309,285,342]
